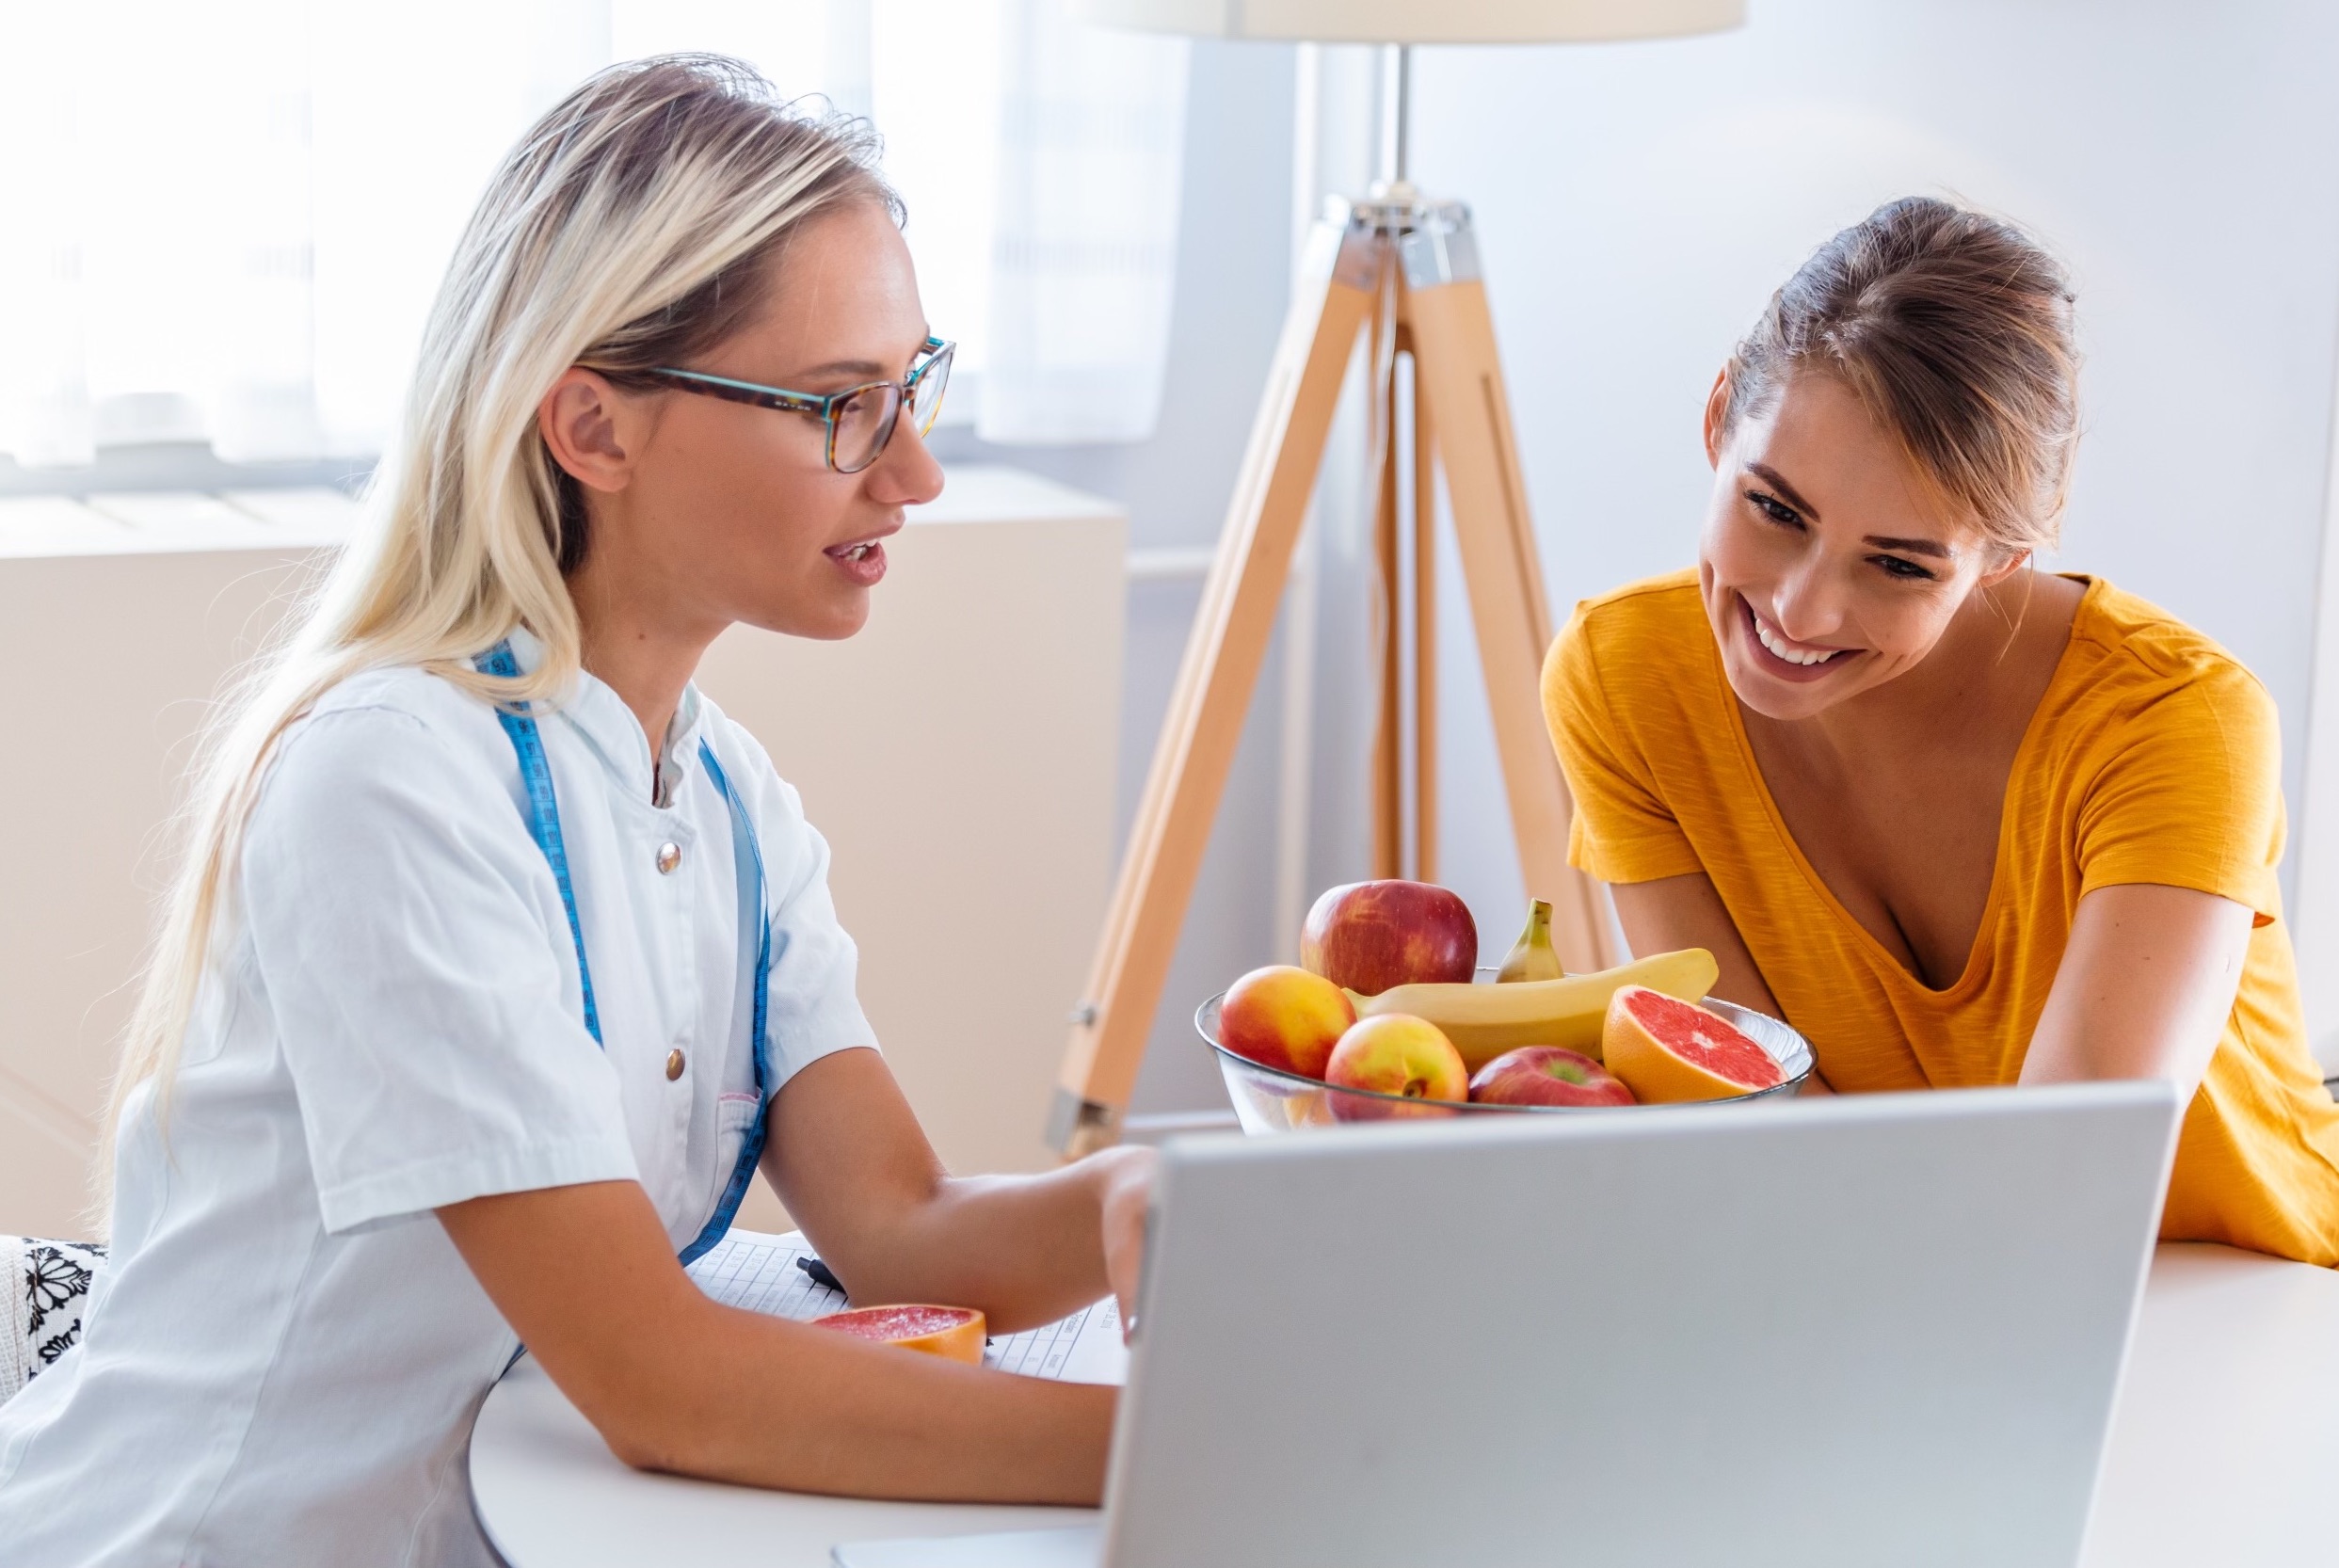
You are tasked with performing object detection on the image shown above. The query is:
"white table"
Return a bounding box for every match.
[472,1242,2338,1567]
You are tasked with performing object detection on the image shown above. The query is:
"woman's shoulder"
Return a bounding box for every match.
[2061,577,2277,734]
[690,692,816,833]
[278,663,509,770]
[2045,579,2282,821]
[1545,568,1712,712]
[251,663,521,842]
[1566,568,1707,641]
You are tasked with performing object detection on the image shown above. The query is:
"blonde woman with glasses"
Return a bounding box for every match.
[0,56,1149,1567]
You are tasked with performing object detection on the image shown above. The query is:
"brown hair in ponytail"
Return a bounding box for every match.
[1717,196,2081,553]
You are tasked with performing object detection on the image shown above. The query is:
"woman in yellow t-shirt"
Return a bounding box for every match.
[1544,197,2339,1266]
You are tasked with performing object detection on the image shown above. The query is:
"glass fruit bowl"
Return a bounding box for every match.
[1197,991,1816,1134]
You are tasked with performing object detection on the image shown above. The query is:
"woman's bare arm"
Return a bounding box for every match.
[763,1048,1152,1334]
[1608,871,1784,1016]
[437,1179,1115,1500]
[1607,872,1830,1092]
[436,1047,1149,1500]
[2022,884,2253,1099]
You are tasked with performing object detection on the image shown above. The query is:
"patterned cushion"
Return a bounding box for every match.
[0,1237,106,1406]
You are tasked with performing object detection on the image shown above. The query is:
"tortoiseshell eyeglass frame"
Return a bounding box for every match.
[641,336,953,473]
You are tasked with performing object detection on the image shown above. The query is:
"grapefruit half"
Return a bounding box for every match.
[810,1304,987,1364]
[1602,986,1785,1103]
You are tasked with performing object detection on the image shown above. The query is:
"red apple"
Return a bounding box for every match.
[1324,1014,1469,1120]
[1468,1046,1637,1109]
[1218,965,1356,1080]
[1300,880,1478,996]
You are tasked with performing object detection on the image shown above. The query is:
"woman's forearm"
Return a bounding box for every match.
[2022,884,2253,1096]
[763,1051,1149,1333]
[841,1146,1146,1333]
[442,1179,1118,1503]
[627,1303,1117,1501]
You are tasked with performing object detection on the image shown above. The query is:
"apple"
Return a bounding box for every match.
[1300,880,1478,996]
[1468,1046,1636,1109]
[1324,1014,1469,1120]
[1218,965,1356,1079]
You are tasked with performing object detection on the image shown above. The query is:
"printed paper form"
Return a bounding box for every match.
[688,1228,1129,1386]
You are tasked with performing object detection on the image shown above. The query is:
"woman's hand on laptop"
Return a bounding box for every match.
[1098,1145,1158,1338]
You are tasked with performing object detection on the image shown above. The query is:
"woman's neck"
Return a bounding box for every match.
[569,555,726,799]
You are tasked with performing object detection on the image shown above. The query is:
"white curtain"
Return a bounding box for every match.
[979,0,1189,445]
[0,0,328,465]
[0,0,609,469]
[0,0,1188,471]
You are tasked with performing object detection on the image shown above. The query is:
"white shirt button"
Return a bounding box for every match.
[656,841,681,874]
[665,1048,686,1081]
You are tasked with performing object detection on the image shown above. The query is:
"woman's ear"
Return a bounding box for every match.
[1979,546,2034,589]
[537,368,636,494]
[1702,368,1732,468]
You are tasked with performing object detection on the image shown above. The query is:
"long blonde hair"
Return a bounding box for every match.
[104,56,896,1204]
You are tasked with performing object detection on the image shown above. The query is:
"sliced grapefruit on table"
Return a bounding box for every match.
[810,1304,987,1364]
[1602,985,1786,1103]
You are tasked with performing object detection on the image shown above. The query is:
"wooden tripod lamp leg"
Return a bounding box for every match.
[1049,209,1379,1155]
[1411,360,1438,885]
[1370,312,1403,881]
[1400,213,1621,975]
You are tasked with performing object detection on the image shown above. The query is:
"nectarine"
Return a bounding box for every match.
[1324,1013,1468,1120]
[1219,965,1355,1080]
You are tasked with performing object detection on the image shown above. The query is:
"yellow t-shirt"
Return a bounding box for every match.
[1544,569,2339,1266]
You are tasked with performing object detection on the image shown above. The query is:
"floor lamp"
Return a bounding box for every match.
[1050,0,1745,1156]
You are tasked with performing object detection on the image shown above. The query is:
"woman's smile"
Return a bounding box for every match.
[1738,593,1857,683]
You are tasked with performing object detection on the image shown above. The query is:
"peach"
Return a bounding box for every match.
[1219,965,1356,1080]
[1324,1014,1469,1120]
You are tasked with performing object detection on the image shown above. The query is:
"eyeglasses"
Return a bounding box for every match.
[642,336,953,474]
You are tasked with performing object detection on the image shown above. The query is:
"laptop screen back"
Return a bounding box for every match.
[1102,1081,2178,1568]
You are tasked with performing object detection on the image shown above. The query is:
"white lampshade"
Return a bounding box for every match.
[1070,0,1744,45]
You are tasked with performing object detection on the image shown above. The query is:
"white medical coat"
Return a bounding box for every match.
[0,633,873,1565]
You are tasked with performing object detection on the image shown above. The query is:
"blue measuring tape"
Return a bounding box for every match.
[476,641,771,1265]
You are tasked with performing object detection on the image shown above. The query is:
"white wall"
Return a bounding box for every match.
[1394,3,2339,999]
[931,38,1305,1120]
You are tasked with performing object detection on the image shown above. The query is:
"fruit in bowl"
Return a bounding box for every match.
[1200,988,1813,1134]
[1301,880,1477,996]
[1350,947,1720,1069]
[1323,1014,1468,1120]
[1602,985,1786,1103]
[1468,1046,1636,1109]
[1217,965,1355,1079]
[1494,899,1564,984]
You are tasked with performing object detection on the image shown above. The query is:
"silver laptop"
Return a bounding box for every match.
[837,1080,2179,1568]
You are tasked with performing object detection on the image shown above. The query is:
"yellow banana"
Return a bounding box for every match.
[1495,899,1565,984]
[1351,948,1719,1069]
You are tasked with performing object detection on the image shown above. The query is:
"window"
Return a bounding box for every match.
[0,0,1183,478]
[0,0,1006,471]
